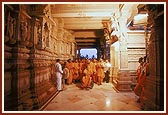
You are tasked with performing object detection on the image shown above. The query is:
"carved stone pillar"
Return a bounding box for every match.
[110,44,119,83]
[141,4,164,110]
[116,37,132,91]
[115,14,132,91]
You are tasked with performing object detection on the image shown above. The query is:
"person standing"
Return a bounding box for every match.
[134,56,149,103]
[92,59,98,83]
[96,58,105,85]
[134,57,144,102]
[65,59,73,85]
[103,59,112,83]
[136,57,143,82]
[81,59,93,89]
[55,59,63,92]
[62,61,69,90]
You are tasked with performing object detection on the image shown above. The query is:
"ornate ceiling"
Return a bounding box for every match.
[31,3,147,48]
[50,4,140,30]
[50,4,120,30]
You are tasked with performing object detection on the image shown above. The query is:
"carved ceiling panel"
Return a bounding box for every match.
[44,3,141,48]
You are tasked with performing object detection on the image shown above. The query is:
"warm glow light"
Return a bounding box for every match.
[80,48,97,59]
[134,13,148,25]
[106,98,111,107]
[134,13,148,20]
[112,41,119,52]
[77,12,114,17]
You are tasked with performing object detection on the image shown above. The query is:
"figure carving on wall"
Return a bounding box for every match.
[26,22,33,48]
[104,28,110,39]
[37,23,42,47]
[20,20,33,47]
[44,22,49,47]
[27,23,31,41]
[7,12,16,44]
[20,21,28,42]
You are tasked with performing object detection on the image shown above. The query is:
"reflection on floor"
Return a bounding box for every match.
[42,83,141,112]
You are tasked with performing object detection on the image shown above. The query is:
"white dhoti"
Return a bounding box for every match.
[56,72,62,91]
[55,62,63,91]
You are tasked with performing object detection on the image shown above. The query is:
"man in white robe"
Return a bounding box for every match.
[55,59,63,92]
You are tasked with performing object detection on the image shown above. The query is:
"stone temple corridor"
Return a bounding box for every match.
[3,3,165,112]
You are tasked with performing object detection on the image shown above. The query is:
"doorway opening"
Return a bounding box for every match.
[80,48,97,59]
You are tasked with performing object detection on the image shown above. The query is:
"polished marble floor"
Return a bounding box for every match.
[42,83,142,112]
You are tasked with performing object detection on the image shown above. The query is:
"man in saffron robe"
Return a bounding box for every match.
[134,56,149,103]
[65,59,73,85]
[81,59,93,89]
[96,59,105,85]
[62,61,69,90]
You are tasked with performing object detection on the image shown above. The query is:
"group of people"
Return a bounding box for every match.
[134,56,150,103]
[55,55,149,101]
[54,58,112,92]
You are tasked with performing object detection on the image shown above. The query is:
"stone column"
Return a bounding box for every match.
[141,4,164,111]
[110,45,115,81]
[116,37,132,91]
[115,13,132,91]
[110,44,119,82]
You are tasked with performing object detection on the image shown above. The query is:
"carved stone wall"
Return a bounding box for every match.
[3,4,76,111]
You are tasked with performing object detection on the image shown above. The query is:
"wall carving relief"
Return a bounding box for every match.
[4,4,81,111]
[5,10,17,44]
[19,10,33,48]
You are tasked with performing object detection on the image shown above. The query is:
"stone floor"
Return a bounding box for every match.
[42,82,142,113]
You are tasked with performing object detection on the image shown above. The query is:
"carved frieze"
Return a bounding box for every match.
[19,6,33,48]
[34,17,53,50]
[35,18,43,49]
[4,6,17,45]
[51,25,58,39]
